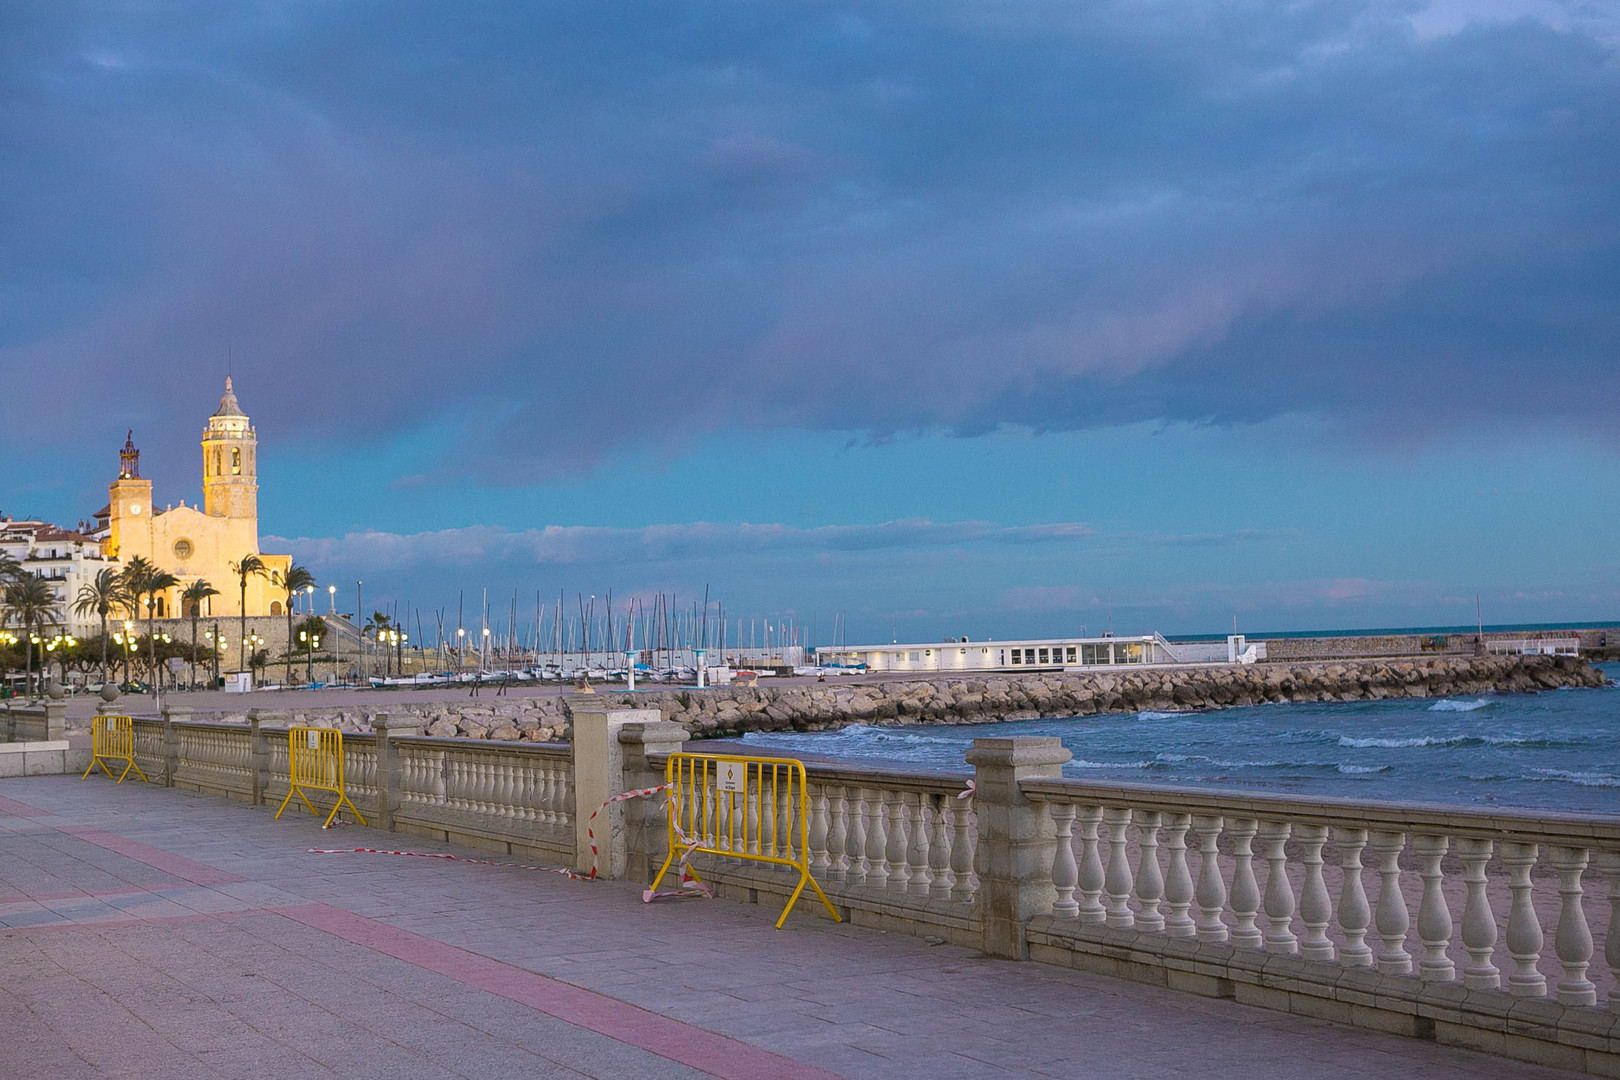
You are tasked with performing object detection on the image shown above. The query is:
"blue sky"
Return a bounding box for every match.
[2,1,1616,643]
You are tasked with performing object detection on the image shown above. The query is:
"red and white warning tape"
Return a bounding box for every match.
[307,784,715,903]
[958,779,976,799]
[306,847,590,880]
[583,783,711,902]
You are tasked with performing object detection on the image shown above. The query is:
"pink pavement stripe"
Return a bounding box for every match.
[0,793,51,817]
[58,826,246,886]
[277,903,846,1080]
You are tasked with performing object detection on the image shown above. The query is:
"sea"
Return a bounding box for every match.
[741,663,1620,815]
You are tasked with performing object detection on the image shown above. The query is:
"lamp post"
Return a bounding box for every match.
[327,583,336,615]
[356,580,363,682]
[456,626,465,672]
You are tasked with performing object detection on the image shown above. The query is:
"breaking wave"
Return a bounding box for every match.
[1427,698,1493,712]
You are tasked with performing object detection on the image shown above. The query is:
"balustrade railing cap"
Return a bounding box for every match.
[617,720,688,744]
[965,736,1073,769]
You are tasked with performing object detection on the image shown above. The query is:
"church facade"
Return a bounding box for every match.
[100,378,292,620]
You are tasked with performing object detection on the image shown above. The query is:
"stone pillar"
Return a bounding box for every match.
[567,698,661,877]
[966,736,1073,960]
[373,712,421,832]
[43,702,66,741]
[618,720,687,882]
[161,706,191,788]
[246,709,266,805]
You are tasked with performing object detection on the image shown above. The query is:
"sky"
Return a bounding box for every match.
[2,1,1617,645]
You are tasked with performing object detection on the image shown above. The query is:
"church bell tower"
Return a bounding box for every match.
[201,376,258,519]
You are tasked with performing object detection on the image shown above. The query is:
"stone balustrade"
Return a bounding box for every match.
[89,711,1620,1074]
[1019,771,1620,1069]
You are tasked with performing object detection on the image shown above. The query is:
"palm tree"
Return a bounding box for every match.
[74,567,130,683]
[181,579,220,688]
[229,554,267,673]
[3,573,61,698]
[0,552,21,583]
[120,556,178,684]
[270,564,316,684]
[365,611,394,677]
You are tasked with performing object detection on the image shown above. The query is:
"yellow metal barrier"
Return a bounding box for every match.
[80,714,148,784]
[276,727,366,828]
[651,752,841,928]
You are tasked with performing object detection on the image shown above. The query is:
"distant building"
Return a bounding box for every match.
[96,377,291,620]
[815,634,1176,673]
[0,517,114,636]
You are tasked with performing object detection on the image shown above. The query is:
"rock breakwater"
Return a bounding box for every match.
[125,654,1606,741]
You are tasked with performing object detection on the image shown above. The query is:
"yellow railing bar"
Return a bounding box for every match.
[650,751,840,928]
[80,714,148,784]
[275,726,366,828]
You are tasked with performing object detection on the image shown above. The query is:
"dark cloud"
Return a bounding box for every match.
[2,1,1614,474]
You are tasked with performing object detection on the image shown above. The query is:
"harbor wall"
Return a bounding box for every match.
[113,653,1606,741]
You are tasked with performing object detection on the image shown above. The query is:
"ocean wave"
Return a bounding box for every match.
[1526,768,1620,788]
[1336,764,1392,774]
[1134,710,1186,721]
[1334,733,1573,749]
[1069,759,1155,769]
[1427,698,1493,712]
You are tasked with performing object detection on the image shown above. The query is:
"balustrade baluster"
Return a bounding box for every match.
[1051,803,1080,919]
[1370,831,1413,976]
[1457,837,1499,989]
[1551,845,1597,1006]
[1104,807,1135,929]
[1259,820,1298,955]
[1229,818,1262,949]
[846,788,869,885]
[905,792,931,898]
[1500,841,1546,996]
[867,792,891,887]
[553,768,570,827]
[1133,811,1165,933]
[950,798,975,902]
[1162,813,1195,939]
[886,792,910,890]
[809,788,831,874]
[1412,834,1455,981]
[1077,806,1106,925]
[1597,852,1620,1013]
[928,794,953,901]
[746,775,762,856]
[779,777,795,861]
[826,785,849,880]
[758,771,774,857]
[1335,827,1372,966]
[1192,815,1229,943]
[1286,824,1330,961]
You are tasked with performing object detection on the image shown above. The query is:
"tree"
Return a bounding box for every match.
[74,567,130,684]
[229,555,267,673]
[270,564,315,684]
[364,611,394,676]
[3,573,61,698]
[0,552,21,583]
[181,579,220,688]
[120,556,178,684]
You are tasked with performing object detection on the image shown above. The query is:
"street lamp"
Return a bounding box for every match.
[327,583,336,614]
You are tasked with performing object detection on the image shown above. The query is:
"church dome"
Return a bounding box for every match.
[212,376,246,419]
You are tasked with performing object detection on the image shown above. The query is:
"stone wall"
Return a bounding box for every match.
[1259,627,1617,660]
[123,653,1606,742]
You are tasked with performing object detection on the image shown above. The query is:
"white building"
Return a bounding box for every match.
[814,633,1262,673]
[0,516,117,637]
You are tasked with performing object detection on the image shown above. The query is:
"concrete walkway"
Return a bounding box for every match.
[0,777,1577,1080]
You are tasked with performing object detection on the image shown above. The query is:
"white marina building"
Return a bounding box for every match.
[813,633,1261,674]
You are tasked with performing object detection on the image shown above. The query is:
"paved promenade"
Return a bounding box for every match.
[0,777,1576,1080]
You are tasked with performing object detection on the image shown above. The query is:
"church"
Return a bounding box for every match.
[98,378,292,619]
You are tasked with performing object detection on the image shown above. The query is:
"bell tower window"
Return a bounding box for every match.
[231,448,241,475]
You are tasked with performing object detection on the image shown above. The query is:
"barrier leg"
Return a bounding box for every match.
[647,849,677,896]
[276,785,320,820]
[327,793,367,829]
[80,755,100,781]
[126,758,150,784]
